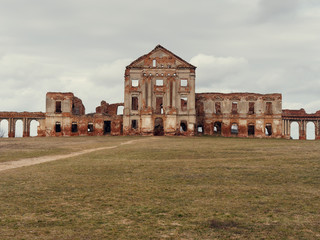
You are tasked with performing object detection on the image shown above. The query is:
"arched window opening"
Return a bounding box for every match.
[290,122,299,140]
[306,122,315,140]
[180,121,187,132]
[197,125,203,134]
[0,120,9,138]
[15,120,23,138]
[30,120,39,137]
[231,123,238,135]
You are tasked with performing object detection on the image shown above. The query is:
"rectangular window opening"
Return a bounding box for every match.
[181,97,188,111]
[117,106,124,115]
[55,101,62,113]
[156,97,163,114]
[132,96,138,110]
[266,102,272,115]
[131,80,139,87]
[181,79,188,87]
[152,59,156,67]
[88,123,94,132]
[232,102,238,114]
[131,120,138,129]
[215,102,221,114]
[71,122,78,133]
[156,79,163,86]
[55,122,61,132]
[248,124,255,136]
[265,124,272,136]
[214,122,222,134]
[249,102,255,114]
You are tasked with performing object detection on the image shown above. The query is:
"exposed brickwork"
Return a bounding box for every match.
[1,45,319,139]
[196,93,282,138]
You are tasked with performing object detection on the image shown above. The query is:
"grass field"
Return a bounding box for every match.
[0,136,319,239]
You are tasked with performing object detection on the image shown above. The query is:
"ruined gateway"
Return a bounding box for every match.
[1,45,320,140]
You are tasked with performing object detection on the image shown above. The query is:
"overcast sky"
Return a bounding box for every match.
[1,0,320,113]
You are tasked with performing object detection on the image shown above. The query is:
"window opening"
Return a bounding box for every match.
[265,124,272,136]
[266,102,272,115]
[132,96,138,110]
[214,122,222,134]
[152,59,156,67]
[215,102,221,114]
[132,80,139,87]
[232,102,238,114]
[249,102,255,114]
[248,124,255,136]
[71,122,78,133]
[181,97,188,111]
[88,123,94,132]
[132,120,138,129]
[231,123,238,135]
[197,125,203,134]
[180,121,187,132]
[55,122,61,133]
[181,79,188,87]
[55,101,62,113]
[156,97,163,114]
[156,79,163,86]
[117,106,124,115]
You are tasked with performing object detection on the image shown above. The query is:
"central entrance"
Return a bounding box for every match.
[154,118,164,136]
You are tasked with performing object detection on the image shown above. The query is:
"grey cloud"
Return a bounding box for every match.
[0,0,320,114]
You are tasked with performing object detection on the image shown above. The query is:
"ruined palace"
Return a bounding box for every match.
[1,45,320,140]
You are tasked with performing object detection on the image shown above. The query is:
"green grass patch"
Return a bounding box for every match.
[0,136,319,239]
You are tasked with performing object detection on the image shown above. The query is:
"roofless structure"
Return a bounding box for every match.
[1,45,319,139]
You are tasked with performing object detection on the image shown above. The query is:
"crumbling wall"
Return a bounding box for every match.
[196,92,283,138]
[123,45,196,136]
[44,93,123,137]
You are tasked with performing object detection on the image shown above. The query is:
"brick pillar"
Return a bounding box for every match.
[299,120,306,140]
[22,118,30,137]
[8,118,15,138]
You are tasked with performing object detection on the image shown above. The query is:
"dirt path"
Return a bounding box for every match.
[0,138,154,172]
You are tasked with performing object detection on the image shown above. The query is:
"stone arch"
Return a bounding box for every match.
[154,118,164,136]
[231,123,238,135]
[0,119,9,138]
[306,121,315,140]
[15,119,23,138]
[290,121,299,140]
[30,120,40,137]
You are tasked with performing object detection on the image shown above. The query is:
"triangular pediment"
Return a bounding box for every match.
[126,45,196,69]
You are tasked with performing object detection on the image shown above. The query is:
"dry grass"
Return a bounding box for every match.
[0,136,319,239]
